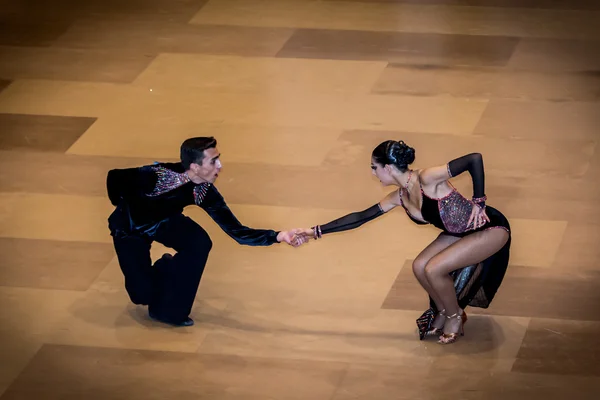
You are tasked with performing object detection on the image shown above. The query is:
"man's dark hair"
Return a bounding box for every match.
[180,137,217,169]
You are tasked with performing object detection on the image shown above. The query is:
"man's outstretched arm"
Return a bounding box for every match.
[200,186,299,246]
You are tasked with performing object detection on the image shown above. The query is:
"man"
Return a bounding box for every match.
[106,137,300,326]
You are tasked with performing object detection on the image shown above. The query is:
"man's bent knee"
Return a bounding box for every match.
[181,224,213,253]
[203,234,213,252]
[189,232,212,256]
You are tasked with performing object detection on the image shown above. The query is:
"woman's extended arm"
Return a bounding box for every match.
[299,190,401,240]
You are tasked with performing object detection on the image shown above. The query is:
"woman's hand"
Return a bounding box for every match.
[468,204,490,230]
[291,228,315,246]
[278,229,311,247]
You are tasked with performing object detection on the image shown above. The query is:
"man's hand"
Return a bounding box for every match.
[277,229,309,247]
[290,228,315,246]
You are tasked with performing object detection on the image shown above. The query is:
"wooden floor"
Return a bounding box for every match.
[1,0,600,398]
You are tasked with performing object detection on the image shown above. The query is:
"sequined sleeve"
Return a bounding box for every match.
[200,186,279,246]
[147,165,190,197]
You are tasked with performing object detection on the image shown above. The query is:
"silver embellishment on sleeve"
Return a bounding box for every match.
[193,183,211,206]
[148,166,191,197]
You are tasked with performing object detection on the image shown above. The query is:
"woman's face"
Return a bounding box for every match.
[371,159,395,186]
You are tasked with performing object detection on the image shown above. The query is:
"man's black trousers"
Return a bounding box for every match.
[112,214,212,323]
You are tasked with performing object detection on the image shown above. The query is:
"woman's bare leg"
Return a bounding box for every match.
[412,233,461,330]
[425,228,509,341]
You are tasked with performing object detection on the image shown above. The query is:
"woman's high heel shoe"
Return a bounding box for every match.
[438,310,467,345]
[425,309,446,337]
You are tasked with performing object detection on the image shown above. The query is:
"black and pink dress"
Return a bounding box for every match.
[399,174,511,338]
[314,153,511,340]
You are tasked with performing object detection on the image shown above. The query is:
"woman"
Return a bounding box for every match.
[294,140,511,344]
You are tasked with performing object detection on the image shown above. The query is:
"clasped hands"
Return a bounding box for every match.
[276,228,314,248]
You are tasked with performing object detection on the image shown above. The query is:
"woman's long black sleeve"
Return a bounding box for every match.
[320,204,384,235]
[447,153,485,199]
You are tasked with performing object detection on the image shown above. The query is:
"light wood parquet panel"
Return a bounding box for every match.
[0,0,599,398]
[190,0,600,39]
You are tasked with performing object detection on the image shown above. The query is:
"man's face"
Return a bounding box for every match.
[191,147,222,183]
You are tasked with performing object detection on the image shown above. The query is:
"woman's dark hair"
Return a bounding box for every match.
[180,136,217,169]
[372,140,415,172]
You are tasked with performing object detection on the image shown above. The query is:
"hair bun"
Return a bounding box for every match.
[390,140,415,167]
[372,139,415,172]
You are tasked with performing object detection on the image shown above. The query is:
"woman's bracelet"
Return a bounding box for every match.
[311,225,322,240]
[472,195,487,208]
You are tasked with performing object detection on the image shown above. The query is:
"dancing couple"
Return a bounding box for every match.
[106,137,510,344]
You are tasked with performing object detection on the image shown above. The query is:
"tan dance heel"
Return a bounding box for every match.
[438,310,467,345]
